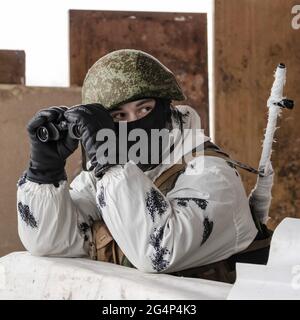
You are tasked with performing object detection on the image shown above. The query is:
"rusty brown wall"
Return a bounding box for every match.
[214,0,300,229]
[0,85,81,257]
[0,50,25,85]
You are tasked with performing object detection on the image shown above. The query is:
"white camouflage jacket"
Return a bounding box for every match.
[17,105,257,273]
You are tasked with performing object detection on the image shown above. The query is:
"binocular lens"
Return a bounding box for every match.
[36,122,81,142]
[36,126,49,143]
[69,124,81,139]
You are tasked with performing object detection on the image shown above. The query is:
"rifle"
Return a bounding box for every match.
[248,63,294,228]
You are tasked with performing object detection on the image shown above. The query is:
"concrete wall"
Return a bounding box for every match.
[0,85,82,257]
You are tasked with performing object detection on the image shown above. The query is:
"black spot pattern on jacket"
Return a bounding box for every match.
[149,227,170,272]
[97,185,106,208]
[175,198,208,210]
[17,174,27,187]
[18,202,38,229]
[79,222,90,242]
[201,217,214,245]
[145,188,169,222]
[79,215,95,241]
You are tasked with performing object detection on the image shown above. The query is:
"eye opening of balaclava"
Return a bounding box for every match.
[80,98,173,173]
[114,98,172,132]
[114,98,173,171]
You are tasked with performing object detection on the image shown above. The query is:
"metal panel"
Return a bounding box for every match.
[0,50,25,84]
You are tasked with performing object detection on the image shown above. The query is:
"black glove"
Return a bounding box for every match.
[64,104,116,178]
[26,106,79,184]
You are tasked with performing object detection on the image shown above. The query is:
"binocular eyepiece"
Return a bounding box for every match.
[36,121,81,142]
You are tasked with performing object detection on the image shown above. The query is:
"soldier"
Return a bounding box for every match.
[17,49,262,282]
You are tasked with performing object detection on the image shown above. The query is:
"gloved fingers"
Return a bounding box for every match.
[52,106,68,112]
[64,104,112,125]
[58,137,79,159]
[83,103,110,115]
[64,106,98,127]
[38,106,67,121]
[27,107,67,133]
[64,104,115,166]
[64,105,94,122]
[27,114,48,134]
[48,106,68,121]
[84,104,115,123]
[45,106,69,124]
[64,111,83,127]
[69,103,107,114]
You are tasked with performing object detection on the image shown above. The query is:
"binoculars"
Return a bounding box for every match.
[36,121,81,142]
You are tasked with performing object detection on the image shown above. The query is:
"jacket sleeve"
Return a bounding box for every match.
[17,171,100,257]
[95,159,258,273]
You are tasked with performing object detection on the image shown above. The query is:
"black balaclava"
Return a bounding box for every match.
[114,98,172,171]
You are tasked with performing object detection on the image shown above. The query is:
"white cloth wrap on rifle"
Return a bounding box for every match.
[248,65,286,224]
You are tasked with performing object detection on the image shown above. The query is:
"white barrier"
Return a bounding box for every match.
[228,218,300,300]
[0,251,231,300]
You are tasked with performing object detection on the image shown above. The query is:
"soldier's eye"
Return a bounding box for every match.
[139,106,154,114]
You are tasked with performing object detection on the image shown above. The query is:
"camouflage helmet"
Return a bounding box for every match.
[82,49,186,109]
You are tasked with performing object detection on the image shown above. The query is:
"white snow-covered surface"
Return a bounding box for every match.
[1,217,299,300]
[0,252,231,300]
[228,218,300,300]
[267,217,300,267]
